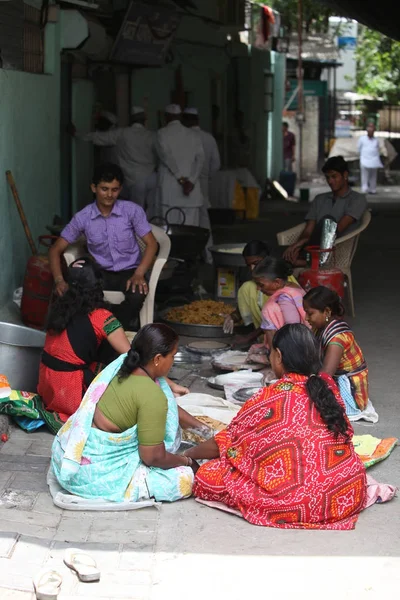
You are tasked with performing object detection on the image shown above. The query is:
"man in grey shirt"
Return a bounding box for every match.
[283,156,367,266]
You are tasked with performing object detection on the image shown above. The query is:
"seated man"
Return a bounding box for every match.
[49,163,158,330]
[283,156,367,267]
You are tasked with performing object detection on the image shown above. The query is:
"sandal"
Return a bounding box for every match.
[33,569,62,600]
[64,547,101,582]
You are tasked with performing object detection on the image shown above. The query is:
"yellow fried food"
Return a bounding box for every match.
[166,300,236,326]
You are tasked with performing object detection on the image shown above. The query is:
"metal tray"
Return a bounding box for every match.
[185,340,231,355]
[207,377,225,391]
[232,386,263,403]
[159,309,230,338]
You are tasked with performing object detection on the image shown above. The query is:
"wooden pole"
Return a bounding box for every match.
[6,170,37,255]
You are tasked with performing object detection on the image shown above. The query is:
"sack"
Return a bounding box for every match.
[0,389,41,420]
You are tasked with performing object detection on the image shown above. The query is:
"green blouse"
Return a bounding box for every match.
[97,375,167,445]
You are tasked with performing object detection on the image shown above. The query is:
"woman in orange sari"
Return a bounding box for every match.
[184,324,367,530]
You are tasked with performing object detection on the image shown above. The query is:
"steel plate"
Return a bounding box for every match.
[232,386,263,403]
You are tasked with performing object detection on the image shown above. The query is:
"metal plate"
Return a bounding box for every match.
[211,351,264,372]
[159,309,229,338]
[185,340,231,355]
[207,377,224,391]
[232,386,263,403]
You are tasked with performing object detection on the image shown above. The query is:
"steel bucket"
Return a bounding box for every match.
[0,321,45,391]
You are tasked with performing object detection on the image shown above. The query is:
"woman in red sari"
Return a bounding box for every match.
[185,324,367,530]
[38,258,130,429]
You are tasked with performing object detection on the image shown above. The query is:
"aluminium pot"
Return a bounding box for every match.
[0,321,45,391]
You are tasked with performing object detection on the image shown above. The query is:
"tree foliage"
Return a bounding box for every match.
[356,27,400,105]
[252,0,332,34]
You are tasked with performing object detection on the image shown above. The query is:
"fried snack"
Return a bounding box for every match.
[182,415,226,444]
[166,300,236,326]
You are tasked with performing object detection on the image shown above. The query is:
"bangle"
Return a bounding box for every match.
[54,276,64,284]
[184,456,192,467]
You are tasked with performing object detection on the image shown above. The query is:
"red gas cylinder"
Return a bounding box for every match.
[298,246,345,299]
[20,236,57,329]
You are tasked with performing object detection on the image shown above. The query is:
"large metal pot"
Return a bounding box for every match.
[0,321,45,391]
[151,209,210,261]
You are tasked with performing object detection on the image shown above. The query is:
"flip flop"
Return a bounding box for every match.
[63,547,101,582]
[33,569,62,600]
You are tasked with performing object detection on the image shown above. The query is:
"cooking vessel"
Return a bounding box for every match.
[151,209,209,261]
[0,321,45,391]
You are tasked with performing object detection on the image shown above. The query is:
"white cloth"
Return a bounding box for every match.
[80,124,157,198]
[128,172,158,208]
[131,106,144,115]
[156,120,205,209]
[361,166,378,194]
[358,135,384,169]
[184,107,199,116]
[192,126,221,206]
[165,104,181,115]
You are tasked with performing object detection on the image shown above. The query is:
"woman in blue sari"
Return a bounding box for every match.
[51,323,206,503]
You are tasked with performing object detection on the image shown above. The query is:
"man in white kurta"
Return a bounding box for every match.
[358,123,383,194]
[78,106,157,207]
[156,104,205,227]
[183,107,221,206]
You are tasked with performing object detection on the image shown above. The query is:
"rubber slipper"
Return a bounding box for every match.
[64,547,101,582]
[33,569,62,600]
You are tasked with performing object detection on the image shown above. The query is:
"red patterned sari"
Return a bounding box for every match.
[194,373,367,529]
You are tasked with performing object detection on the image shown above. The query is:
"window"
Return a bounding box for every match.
[0,0,43,74]
[24,3,44,74]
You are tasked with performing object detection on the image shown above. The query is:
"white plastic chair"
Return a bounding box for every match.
[63,224,171,327]
[276,210,372,316]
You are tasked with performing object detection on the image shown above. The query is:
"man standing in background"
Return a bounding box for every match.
[75,106,157,208]
[282,121,295,172]
[156,104,205,227]
[183,107,220,259]
[358,122,383,194]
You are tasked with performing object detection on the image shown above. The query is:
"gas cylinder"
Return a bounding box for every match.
[20,236,58,329]
[298,246,345,299]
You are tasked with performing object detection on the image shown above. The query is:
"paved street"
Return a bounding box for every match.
[0,190,399,599]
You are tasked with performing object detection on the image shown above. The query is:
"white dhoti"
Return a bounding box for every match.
[360,166,378,194]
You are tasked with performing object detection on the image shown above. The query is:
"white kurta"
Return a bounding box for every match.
[192,126,221,207]
[156,121,205,216]
[358,136,383,169]
[80,124,157,206]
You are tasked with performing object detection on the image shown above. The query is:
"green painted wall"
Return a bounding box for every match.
[0,23,60,306]
[268,51,286,180]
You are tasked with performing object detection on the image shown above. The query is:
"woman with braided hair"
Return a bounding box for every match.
[186,324,368,529]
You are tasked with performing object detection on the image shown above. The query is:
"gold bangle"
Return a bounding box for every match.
[54,276,64,284]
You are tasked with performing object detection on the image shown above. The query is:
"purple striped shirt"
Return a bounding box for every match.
[61,200,151,272]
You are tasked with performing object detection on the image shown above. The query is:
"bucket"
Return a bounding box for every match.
[0,322,45,391]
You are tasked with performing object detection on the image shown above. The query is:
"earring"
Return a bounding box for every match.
[325,314,330,322]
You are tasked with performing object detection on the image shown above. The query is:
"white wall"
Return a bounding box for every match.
[286,96,320,176]
[329,17,358,92]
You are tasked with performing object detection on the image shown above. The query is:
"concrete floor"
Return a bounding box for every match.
[0,195,399,598]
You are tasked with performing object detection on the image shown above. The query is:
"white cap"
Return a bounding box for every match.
[165,104,182,115]
[131,106,145,115]
[184,107,199,115]
[100,110,117,126]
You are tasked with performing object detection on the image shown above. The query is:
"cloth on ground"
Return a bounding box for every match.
[337,375,378,423]
[353,435,398,468]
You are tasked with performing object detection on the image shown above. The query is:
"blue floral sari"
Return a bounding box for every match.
[51,355,194,503]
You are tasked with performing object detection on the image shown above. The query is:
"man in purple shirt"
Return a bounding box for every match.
[49,163,158,329]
